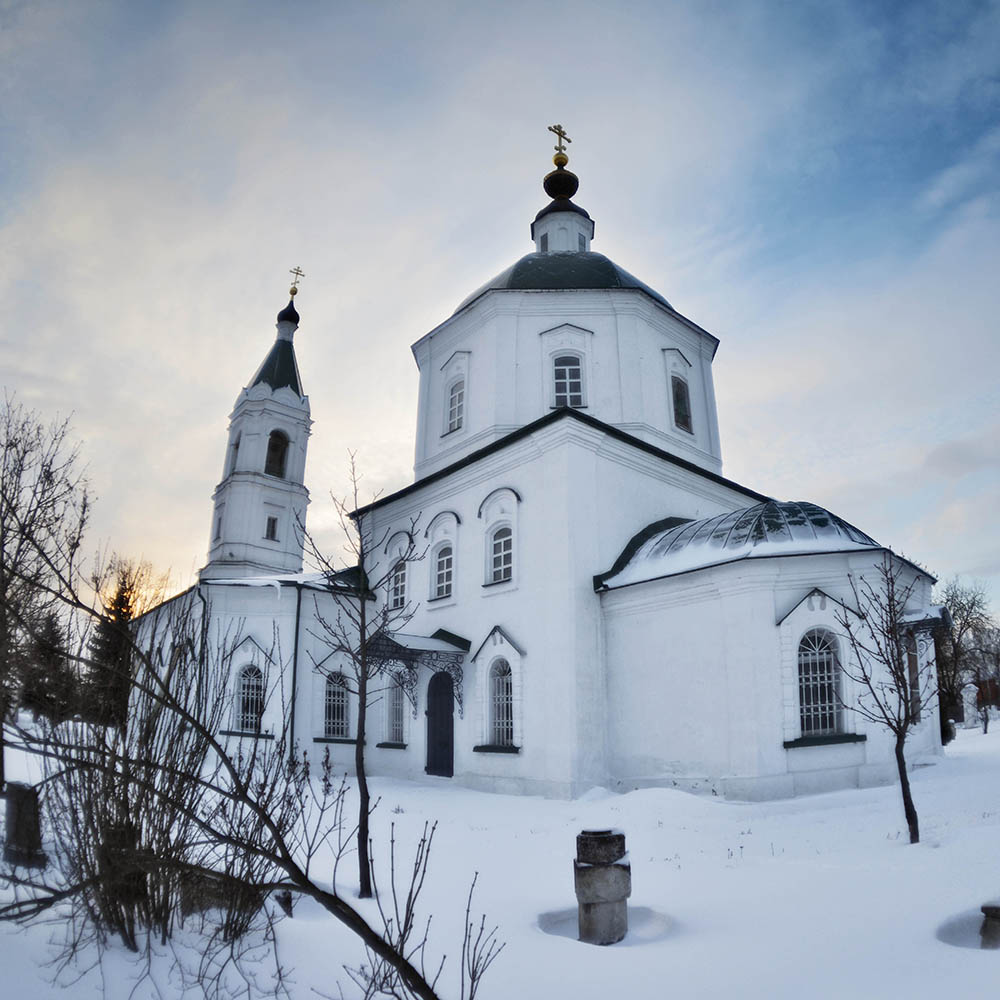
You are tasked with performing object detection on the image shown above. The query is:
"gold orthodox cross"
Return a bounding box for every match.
[548,124,571,154]
[289,266,305,291]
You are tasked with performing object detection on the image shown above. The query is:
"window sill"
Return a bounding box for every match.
[440,427,465,439]
[376,741,407,750]
[473,744,521,754]
[783,734,866,749]
[220,730,275,741]
[427,594,455,605]
[672,424,694,436]
[313,737,358,745]
[549,404,588,411]
[482,578,514,590]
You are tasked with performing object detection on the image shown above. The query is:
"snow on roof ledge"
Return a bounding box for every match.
[597,501,880,590]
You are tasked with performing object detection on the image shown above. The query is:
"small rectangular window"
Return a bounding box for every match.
[214,506,224,541]
[671,375,693,433]
[265,516,278,541]
[578,233,586,252]
[540,233,549,253]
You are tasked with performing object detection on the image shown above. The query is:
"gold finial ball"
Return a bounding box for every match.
[289,286,298,296]
[553,152,569,168]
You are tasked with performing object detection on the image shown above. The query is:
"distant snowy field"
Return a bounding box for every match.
[3,728,999,999]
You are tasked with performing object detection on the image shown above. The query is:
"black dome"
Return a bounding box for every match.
[454,251,673,314]
[277,298,299,325]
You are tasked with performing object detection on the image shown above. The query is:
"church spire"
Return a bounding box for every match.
[531,124,595,253]
[250,269,305,394]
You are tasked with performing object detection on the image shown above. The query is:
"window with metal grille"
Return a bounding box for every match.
[264,430,289,477]
[236,665,264,733]
[490,659,514,746]
[447,380,465,433]
[434,545,453,599]
[388,561,406,610]
[387,679,405,743]
[490,527,512,583]
[798,629,841,736]
[671,375,692,433]
[325,675,349,738]
[905,634,921,722]
[553,355,584,408]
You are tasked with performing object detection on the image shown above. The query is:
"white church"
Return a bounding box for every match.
[191,137,943,801]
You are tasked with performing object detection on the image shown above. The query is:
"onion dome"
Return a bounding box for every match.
[277,297,299,326]
[596,501,880,590]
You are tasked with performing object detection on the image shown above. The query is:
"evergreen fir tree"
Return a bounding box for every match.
[87,567,135,727]
[21,610,76,721]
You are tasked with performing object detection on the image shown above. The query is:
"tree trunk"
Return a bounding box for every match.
[355,602,372,899]
[894,737,919,844]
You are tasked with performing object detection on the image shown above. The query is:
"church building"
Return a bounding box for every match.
[192,134,943,801]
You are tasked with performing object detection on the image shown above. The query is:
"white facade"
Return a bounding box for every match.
[188,158,943,801]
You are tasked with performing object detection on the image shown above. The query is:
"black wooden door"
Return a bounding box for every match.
[426,672,454,777]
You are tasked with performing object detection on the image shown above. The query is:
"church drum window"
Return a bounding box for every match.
[798,629,841,736]
[265,515,278,541]
[553,355,584,408]
[264,430,290,478]
[447,379,465,433]
[236,665,264,734]
[388,560,407,610]
[434,545,453,599]
[489,658,514,746]
[671,375,692,433]
[490,527,513,583]
[324,674,349,739]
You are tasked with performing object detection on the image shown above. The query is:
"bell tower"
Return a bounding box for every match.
[200,276,312,580]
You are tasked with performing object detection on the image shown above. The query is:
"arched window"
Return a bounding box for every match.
[798,629,841,736]
[553,355,584,408]
[671,375,692,433]
[489,659,514,746]
[264,430,289,478]
[434,544,453,599]
[489,526,513,583]
[388,560,407,610]
[446,379,465,433]
[236,665,264,733]
[325,674,349,739]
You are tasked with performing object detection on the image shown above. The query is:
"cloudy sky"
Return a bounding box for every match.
[2,0,999,605]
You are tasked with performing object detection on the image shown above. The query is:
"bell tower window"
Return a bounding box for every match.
[265,431,289,478]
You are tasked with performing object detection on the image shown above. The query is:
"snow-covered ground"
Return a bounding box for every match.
[3,728,999,999]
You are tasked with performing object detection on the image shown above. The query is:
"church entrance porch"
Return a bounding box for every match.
[426,672,455,777]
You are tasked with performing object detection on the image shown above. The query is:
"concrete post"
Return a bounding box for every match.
[4,782,47,868]
[574,828,630,945]
[981,902,1000,949]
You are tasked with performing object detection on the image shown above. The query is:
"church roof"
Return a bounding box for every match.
[596,501,880,591]
[454,251,673,314]
[250,339,302,394]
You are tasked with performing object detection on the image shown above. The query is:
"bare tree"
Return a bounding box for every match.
[835,554,941,844]
[935,578,994,734]
[0,394,89,789]
[2,548,497,999]
[969,627,1000,733]
[303,453,422,899]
